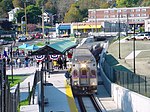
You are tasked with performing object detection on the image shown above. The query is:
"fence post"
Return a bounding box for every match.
[28,82,30,105]
[18,82,20,109]
[145,76,147,96]
[138,75,140,94]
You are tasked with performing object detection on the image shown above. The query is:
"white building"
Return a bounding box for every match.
[8,7,21,22]
[145,18,150,32]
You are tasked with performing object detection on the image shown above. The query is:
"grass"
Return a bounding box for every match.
[8,75,27,87]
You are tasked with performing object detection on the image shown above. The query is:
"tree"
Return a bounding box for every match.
[64,4,82,23]
[12,0,22,8]
[0,20,13,30]
[0,0,14,17]
[116,0,139,7]
[27,24,37,32]
[26,5,42,24]
[16,5,42,24]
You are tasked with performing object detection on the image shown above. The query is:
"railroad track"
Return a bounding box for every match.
[75,94,102,112]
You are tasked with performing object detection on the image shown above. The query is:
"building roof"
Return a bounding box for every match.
[32,40,77,55]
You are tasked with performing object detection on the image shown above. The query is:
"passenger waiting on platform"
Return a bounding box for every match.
[57,57,63,69]
[25,56,29,67]
[17,58,21,68]
[63,57,67,69]
[7,57,10,66]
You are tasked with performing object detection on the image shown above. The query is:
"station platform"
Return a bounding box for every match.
[43,70,78,112]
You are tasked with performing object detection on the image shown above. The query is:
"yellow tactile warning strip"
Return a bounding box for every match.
[65,80,78,112]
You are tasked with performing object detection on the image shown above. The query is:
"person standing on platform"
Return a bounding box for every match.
[63,57,67,69]
[58,57,63,70]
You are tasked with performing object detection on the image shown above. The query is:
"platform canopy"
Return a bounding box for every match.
[49,40,77,54]
[32,40,77,55]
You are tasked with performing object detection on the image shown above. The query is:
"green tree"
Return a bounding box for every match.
[64,4,82,23]
[0,0,14,17]
[26,5,42,24]
[16,5,42,24]
[0,20,13,30]
[12,0,22,8]
[116,0,139,7]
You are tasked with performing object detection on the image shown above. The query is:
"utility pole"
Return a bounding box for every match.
[133,24,136,74]
[24,2,27,36]
[118,13,121,59]
[10,44,13,83]
[126,13,129,36]
[42,5,45,42]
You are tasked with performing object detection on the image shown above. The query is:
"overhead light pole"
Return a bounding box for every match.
[133,24,136,74]
[118,13,121,59]
[24,2,27,36]
[42,5,45,42]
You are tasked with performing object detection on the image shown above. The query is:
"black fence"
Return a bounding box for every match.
[0,59,41,112]
[0,59,20,112]
[102,60,150,98]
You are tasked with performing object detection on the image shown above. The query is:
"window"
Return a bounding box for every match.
[104,15,109,18]
[141,14,146,17]
[117,9,121,13]
[104,10,109,13]
[136,9,140,12]
[130,14,134,17]
[123,9,127,12]
[142,9,146,12]
[131,9,134,12]
[136,14,140,17]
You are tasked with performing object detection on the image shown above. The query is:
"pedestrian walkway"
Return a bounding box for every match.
[6,66,37,75]
[40,71,78,112]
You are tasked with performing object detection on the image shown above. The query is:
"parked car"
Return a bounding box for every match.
[35,33,43,39]
[0,39,10,45]
[18,36,27,42]
[126,33,150,41]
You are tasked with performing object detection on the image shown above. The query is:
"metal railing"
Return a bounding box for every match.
[102,60,150,98]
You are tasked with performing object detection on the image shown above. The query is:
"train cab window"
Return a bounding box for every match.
[91,70,96,77]
[73,70,78,77]
[82,69,87,75]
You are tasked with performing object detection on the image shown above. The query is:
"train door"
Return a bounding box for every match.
[79,68,89,85]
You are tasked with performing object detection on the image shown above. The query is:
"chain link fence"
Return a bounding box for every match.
[102,60,150,98]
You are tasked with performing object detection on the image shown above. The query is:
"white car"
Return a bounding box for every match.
[18,36,27,42]
[126,33,150,40]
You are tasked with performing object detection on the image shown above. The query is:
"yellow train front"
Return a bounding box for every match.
[70,48,98,94]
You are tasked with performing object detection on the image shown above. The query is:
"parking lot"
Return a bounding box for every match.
[107,39,150,77]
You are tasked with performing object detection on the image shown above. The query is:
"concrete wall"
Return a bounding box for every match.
[100,42,150,112]
[112,84,150,112]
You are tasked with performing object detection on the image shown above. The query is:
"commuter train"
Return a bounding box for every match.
[70,48,98,94]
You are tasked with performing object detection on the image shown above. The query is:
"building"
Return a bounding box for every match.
[145,18,150,32]
[8,7,21,22]
[55,22,102,37]
[88,7,150,31]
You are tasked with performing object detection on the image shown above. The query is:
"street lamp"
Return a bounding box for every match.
[21,15,25,34]
[133,24,136,74]
[118,13,121,59]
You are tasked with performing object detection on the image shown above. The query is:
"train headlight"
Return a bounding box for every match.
[81,63,86,68]
[74,81,78,85]
[91,82,96,85]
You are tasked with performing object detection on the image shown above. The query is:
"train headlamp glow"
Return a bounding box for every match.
[81,63,86,68]
[74,81,78,85]
[91,82,96,85]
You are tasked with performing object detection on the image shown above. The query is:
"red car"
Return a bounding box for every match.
[35,33,43,39]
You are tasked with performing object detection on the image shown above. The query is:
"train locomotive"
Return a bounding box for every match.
[70,48,98,94]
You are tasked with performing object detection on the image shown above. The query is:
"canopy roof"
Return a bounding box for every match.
[58,25,71,30]
[49,40,77,54]
[31,45,62,55]
[32,40,77,55]
[25,45,39,50]
[18,43,29,49]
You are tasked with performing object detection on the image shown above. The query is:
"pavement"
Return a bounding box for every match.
[107,38,150,76]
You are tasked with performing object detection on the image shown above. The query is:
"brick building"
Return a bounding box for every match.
[88,7,150,32]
